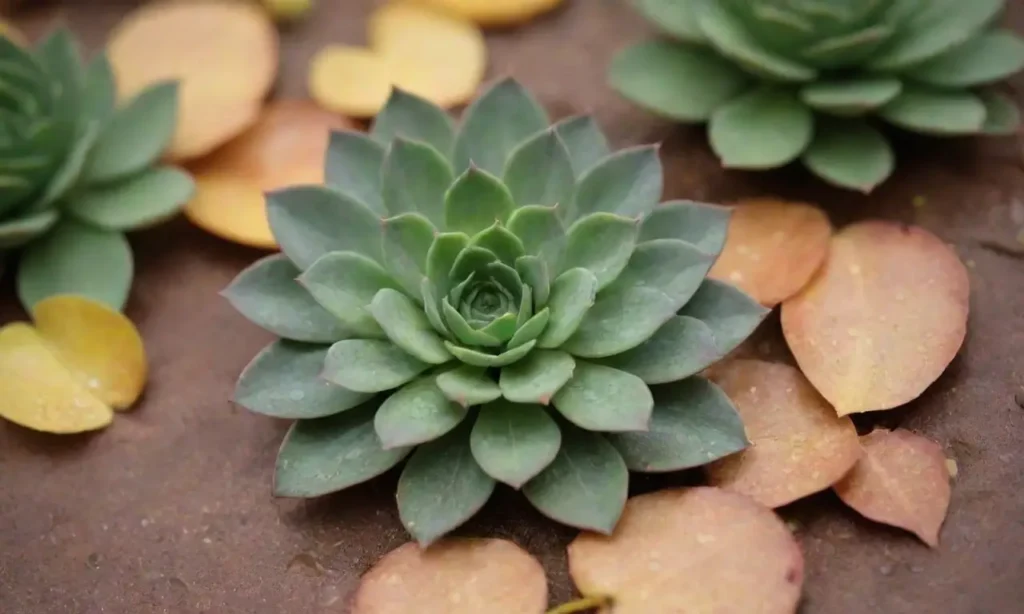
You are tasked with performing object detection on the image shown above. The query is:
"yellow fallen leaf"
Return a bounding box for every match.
[370,3,486,108]
[352,538,548,613]
[781,221,970,415]
[834,428,951,547]
[108,0,279,161]
[308,46,394,118]
[185,176,276,249]
[567,487,803,614]
[706,359,862,508]
[32,295,147,410]
[710,198,832,307]
[411,0,564,27]
[0,323,113,434]
[261,0,313,22]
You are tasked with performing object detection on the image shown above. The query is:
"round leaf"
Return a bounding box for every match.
[553,361,653,432]
[69,166,193,230]
[323,339,431,393]
[470,399,561,488]
[709,87,814,169]
[375,378,466,448]
[880,86,986,135]
[436,364,501,407]
[802,119,895,193]
[799,78,902,116]
[499,348,575,404]
[910,30,1024,88]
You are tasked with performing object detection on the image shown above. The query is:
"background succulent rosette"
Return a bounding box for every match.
[226,80,767,544]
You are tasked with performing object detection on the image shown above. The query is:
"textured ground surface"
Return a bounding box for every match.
[1,1,1023,612]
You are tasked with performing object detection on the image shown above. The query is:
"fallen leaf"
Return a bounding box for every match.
[834,428,951,547]
[705,359,861,508]
[108,0,279,161]
[709,198,832,307]
[781,221,969,415]
[186,100,350,247]
[567,487,803,614]
[410,0,565,27]
[352,538,548,613]
[308,45,395,118]
[370,3,486,108]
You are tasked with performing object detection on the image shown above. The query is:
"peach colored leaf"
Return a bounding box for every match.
[567,487,803,614]
[834,428,951,547]
[709,198,832,307]
[781,221,969,415]
[352,538,547,614]
[705,359,861,508]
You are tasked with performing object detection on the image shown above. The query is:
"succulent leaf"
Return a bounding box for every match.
[374,377,466,448]
[470,400,561,488]
[880,86,986,135]
[323,339,431,393]
[298,252,397,338]
[508,306,549,349]
[552,115,611,176]
[515,255,551,308]
[561,213,639,290]
[324,130,386,214]
[635,0,707,44]
[444,166,515,235]
[444,339,537,368]
[426,231,471,300]
[0,209,58,249]
[980,91,1021,135]
[639,200,731,255]
[802,118,895,192]
[452,78,549,175]
[506,205,565,272]
[598,315,720,385]
[370,88,456,157]
[82,52,116,122]
[568,145,662,222]
[678,279,769,356]
[800,77,903,116]
[436,365,502,407]
[868,0,1004,71]
[382,212,436,298]
[499,348,575,404]
[69,165,194,230]
[502,128,576,208]
[381,139,453,226]
[552,361,653,432]
[537,268,598,349]
[370,288,453,364]
[469,222,526,266]
[709,87,814,169]
[910,30,1024,87]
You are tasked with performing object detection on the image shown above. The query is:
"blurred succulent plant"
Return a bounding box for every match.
[1,29,192,311]
[225,79,768,544]
[611,0,1024,192]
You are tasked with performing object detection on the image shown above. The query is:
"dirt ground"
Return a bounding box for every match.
[1,1,1022,612]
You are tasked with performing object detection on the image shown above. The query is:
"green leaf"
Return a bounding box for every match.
[68,166,193,230]
[370,288,453,365]
[445,340,537,368]
[503,128,575,208]
[635,0,707,43]
[38,123,98,208]
[82,52,116,122]
[398,420,495,545]
[911,30,1024,88]
[552,115,611,176]
[274,399,410,497]
[82,81,178,185]
[427,232,470,300]
[607,377,747,472]
[371,88,455,156]
[469,223,525,266]
[515,256,551,308]
[34,28,83,118]
[323,339,431,393]
[517,284,535,331]
[444,167,515,236]
[224,254,348,343]
[508,307,549,349]
[17,219,132,312]
[598,316,719,385]
[499,348,574,404]
[436,365,502,407]
[538,268,598,348]
[639,200,730,255]
[523,424,628,534]
[880,86,986,135]
[506,205,565,272]
[235,340,373,419]
[568,146,662,222]
[564,240,713,358]
[803,118,894,193]
[324,130,386,215]
[298,251,398,338]
[471,400,561,488]
[450,245,499,284]
[452,78,549,175]
[799,78,902,116]
[553,361,653,431]
[375,378,467,448]
[679,279,768,356]
[420,279,452,340]
[980,91,1021,135]
[381,138,453,226]
[479,312,519,342]
[869,0,1004,71]
[382,212,436,298]
[267,186,383,270]
[709,87,814,169]
[442,298,502,347]
[695,1,816,81]
[609,41,750,122]
[799,25,895,68]
[0,209,57,250]
[560,213,639,290]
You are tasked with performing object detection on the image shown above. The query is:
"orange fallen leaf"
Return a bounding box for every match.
[781,221,969,416]
[705,359,861,508]
[410,0,565,27]
[834,428,951,547]
[186,100,350,248]
[108,0,279,161]
[352,538,548,613]
[567,487,803,614]
[709,198,832,307]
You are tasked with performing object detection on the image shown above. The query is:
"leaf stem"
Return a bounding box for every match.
[545,594,613,614]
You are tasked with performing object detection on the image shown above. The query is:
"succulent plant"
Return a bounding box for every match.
[1,29,192,311]
[611,0,1024,192]
[225,79,768,544]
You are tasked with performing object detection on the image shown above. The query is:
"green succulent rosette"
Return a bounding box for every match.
[1,29,192,311]
[611,0,1024,192]
[225,79,768,544]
